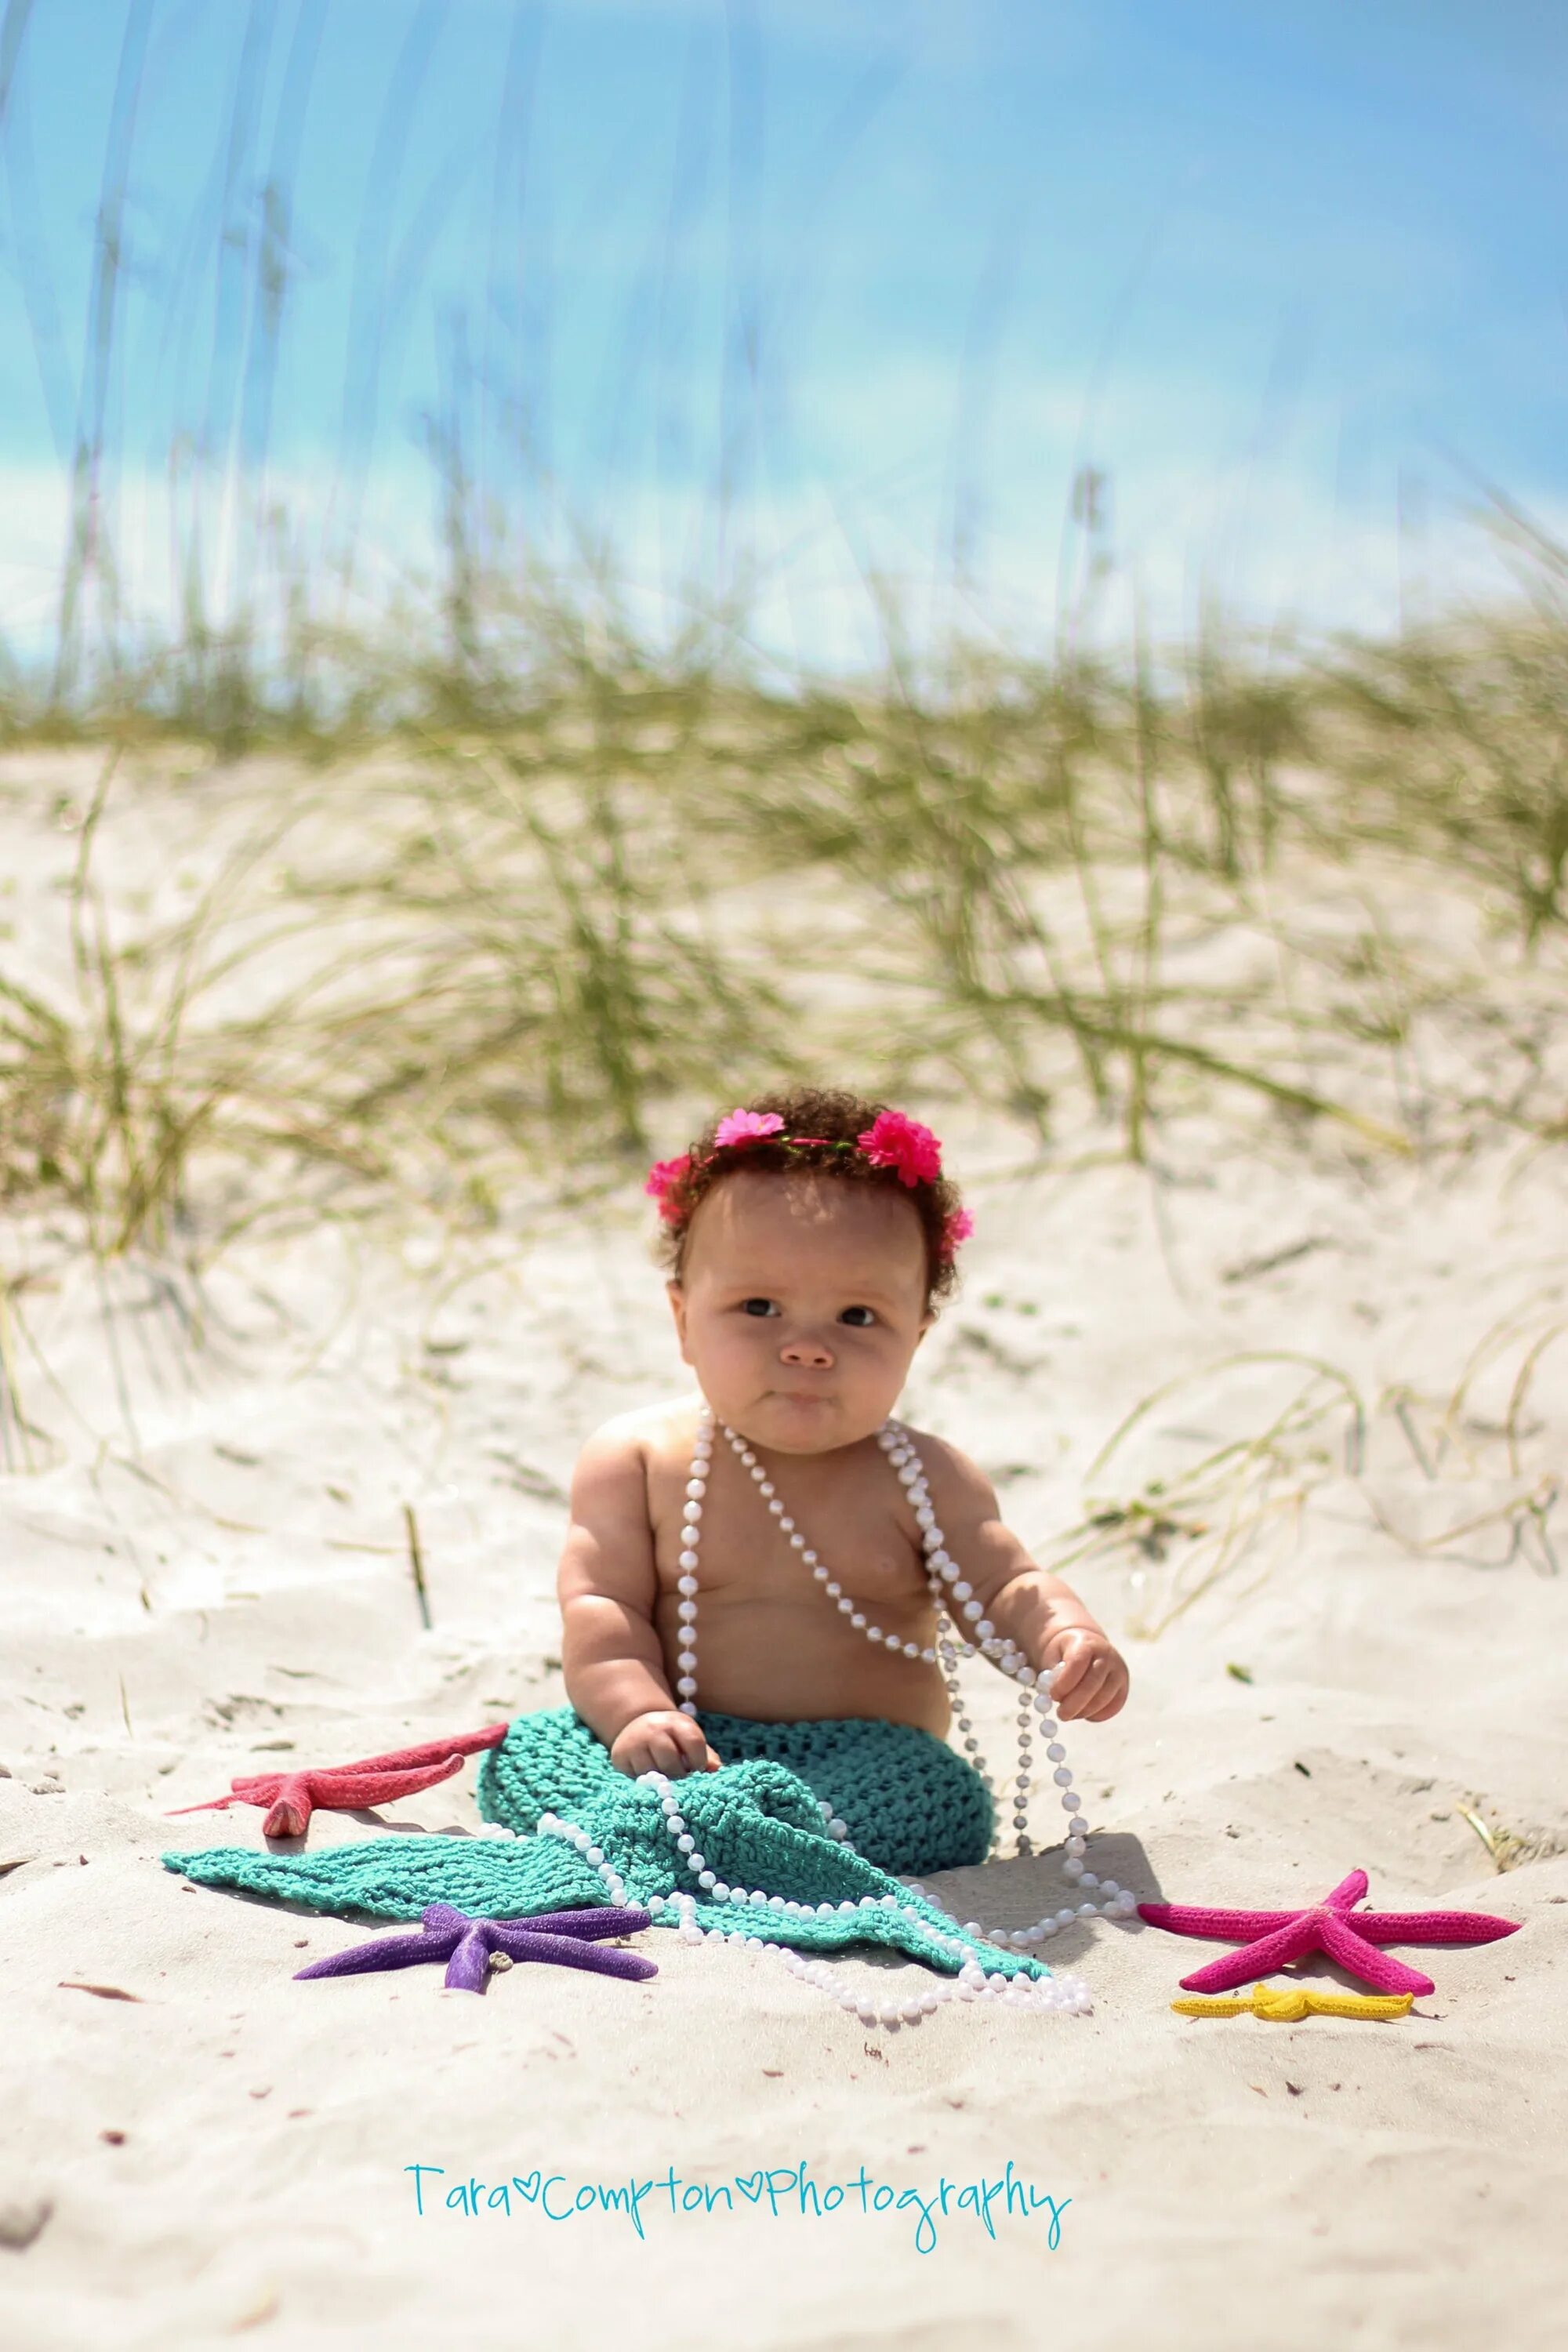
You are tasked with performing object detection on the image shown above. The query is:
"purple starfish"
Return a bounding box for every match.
[1138,1867,1520,1997]
[295,1904,657,1994]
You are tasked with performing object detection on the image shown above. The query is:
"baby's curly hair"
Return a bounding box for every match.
[647,1085,969,1310]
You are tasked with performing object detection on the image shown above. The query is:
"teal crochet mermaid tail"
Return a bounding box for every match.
[163,1707,1048,1982]
[481,1708,994,1878]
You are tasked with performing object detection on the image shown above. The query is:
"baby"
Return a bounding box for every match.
[558,1087,1128,1788]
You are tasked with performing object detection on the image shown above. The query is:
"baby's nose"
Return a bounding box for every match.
[780,1332,834,1367]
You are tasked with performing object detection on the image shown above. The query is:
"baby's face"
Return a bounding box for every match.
[667,1172,932,1454]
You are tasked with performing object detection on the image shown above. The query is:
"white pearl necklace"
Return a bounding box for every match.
[474,1403,1137,2027]
[648,1403,1134,2016]
[519,1787,1096,2024]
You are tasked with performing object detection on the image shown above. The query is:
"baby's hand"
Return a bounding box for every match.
[1042,1625,1128,1723]
[609,1709,722,1780]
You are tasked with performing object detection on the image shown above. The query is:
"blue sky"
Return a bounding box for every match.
[2,0,1566,668]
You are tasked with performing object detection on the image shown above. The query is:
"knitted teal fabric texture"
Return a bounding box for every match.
[481,1708,995,1878]
[162,1707,1049,1983]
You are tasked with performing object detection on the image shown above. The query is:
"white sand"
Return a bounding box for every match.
[2,760,1567,2349]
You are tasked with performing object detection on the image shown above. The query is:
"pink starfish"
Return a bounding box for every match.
[1138,1867,1520,1997]
[165,1723,510,1840]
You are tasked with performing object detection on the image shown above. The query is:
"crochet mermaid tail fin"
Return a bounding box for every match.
[164,1711,1050,1981]
[165,1825,608,1922]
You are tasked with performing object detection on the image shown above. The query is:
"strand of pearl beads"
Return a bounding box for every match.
[478,1799,1073,2020]
[711,1411,1045,1864]
[673,1406,1137,1970]
[713,1406,1135,1931]
[877,1417,1036,1855]
[868,1416,1137,1943]
[636,1770,1091,2022]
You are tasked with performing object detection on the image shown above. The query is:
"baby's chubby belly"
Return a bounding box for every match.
[652,1586,951,1737]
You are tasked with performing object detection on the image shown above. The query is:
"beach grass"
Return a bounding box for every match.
[3,0,1563,1246]
[3,570,1566,1248]
[1,3,1564,1620]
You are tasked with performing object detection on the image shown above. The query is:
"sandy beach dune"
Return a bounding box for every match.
[2,750,1566,2350]
[3,1110,1566,2351]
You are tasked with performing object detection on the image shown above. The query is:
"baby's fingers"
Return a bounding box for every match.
[1052,1655,1109,1721]
[640,1727,690,1776]
[1046,1649,1094,1701]
[1087,1661,1130,1722]
[669,1722,721,1775]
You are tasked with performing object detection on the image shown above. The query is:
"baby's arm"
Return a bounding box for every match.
[557,1420,720,1778]
[915,1435,1129,1723]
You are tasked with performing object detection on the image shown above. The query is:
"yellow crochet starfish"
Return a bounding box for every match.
[1172,1984,1414,2021]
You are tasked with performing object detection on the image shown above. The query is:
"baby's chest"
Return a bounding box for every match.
[656,1494,925,1602]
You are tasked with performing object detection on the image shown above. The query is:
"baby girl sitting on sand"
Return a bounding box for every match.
[164,1084,1132,1998]
[558,1087,1128,1842]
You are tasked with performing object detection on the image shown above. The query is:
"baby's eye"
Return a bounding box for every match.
[838,1305,877,1327]
[740,1298,779,1317]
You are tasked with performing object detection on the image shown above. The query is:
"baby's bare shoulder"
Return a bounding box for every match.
[573,1396,703,1489]
[563,1399,704,1602]
[895,1423,1002,1510]
[561,1400,700,1600]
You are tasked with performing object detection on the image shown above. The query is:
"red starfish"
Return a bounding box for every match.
[1138,1867,1520,1997]
[165,1723,510,1840]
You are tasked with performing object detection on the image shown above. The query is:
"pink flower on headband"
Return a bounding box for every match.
[939,1207,975,1259]
[644,1153,692,1223]
[713,1108,785,1149]
[858,1109,942,1189]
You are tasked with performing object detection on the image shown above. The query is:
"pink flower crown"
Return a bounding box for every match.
[644,1108,975,1261]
